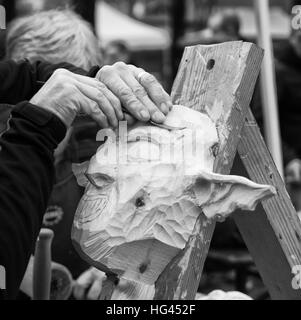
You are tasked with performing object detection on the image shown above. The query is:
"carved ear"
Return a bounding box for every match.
[191,171,276,219]
[72,162,90,187]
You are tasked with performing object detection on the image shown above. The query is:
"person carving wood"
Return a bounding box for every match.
[0,59,172,300]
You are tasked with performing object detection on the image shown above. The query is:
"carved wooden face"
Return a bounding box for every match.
[72,105,275,284]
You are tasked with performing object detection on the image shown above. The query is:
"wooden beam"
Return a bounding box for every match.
[154,42,264,300]
[254,0,283,176]
[234,110,301,299]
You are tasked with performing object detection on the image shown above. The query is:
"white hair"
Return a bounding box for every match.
[6,9,102,70]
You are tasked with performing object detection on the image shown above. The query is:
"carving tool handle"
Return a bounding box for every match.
[33,228,54,300]
[99,274,119,300]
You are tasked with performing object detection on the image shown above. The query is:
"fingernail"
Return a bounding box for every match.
[140,110,150,121]
[153,111,165,123]
[160,103,169,114]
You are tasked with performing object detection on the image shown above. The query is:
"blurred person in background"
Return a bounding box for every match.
[207,10,243,42]
[103,40,134,66]
[252,28,301,212]
[6,8,106,300]
[274,29,301,184]
[273,29,301,213]
[6,9,101,69]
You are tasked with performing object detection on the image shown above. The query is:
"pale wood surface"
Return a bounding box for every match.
[234,110,301,299]
[154,42,264,300]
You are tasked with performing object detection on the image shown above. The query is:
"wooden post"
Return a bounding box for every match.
[154,42,264,300]
[254,0,284,176]
[234,110,301,299]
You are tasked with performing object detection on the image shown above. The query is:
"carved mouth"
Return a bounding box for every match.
[75,194,109,225]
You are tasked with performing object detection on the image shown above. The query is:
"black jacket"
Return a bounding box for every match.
[0,102,66,300]
[0,60,98,299]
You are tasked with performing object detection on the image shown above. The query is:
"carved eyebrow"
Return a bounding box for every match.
[85,173,114,188]
[85,173,99,188]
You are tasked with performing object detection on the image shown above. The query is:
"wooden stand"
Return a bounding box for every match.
[154,42,301,300]
[102,41,301,300]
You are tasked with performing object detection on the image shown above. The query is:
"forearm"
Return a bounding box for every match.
[0,60,97,104]
[0,102,66,299]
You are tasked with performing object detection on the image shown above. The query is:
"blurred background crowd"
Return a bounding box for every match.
[1,0,301,300]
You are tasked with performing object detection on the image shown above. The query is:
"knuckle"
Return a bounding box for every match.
[97,81,107,90]
[96,91,105,101]
[144,74,158,85]
[133,86,147,98]
[119,87,133,99]
[89,102,100,115]
[53,68,69,79]
[61,82,74,94]
[114,61,127,70]
[53,80,73,94]
[111,95,121,105]
[126,98,140,108]
[98,66,111,78]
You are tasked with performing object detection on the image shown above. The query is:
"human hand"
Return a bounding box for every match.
[286,159,301,183]
[96,62,172,125]
[73,267,106,300]
[30,68,124,128]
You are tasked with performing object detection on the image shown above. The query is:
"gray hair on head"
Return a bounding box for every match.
[6,9,102,70]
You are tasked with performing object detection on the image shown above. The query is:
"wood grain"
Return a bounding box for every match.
[154,42,264,300]
[234,110,301,299]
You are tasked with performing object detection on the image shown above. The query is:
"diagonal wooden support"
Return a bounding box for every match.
[234,110,301,299]
[97,41,301,300]
[154,41,264,300]
[155,41,301,300]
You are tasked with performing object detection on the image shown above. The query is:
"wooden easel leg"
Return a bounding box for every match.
[154,214,215,300]
[154,42,264,301]
[234,109,301,299]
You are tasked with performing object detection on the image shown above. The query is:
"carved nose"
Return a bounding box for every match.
[135,197,145,208]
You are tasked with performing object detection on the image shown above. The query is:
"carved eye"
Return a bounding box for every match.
[210,143,220,157]
[135,197,145,208]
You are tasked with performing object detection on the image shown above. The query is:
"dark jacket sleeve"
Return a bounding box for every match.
[0,102,66,299]
[0,60,99,105]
